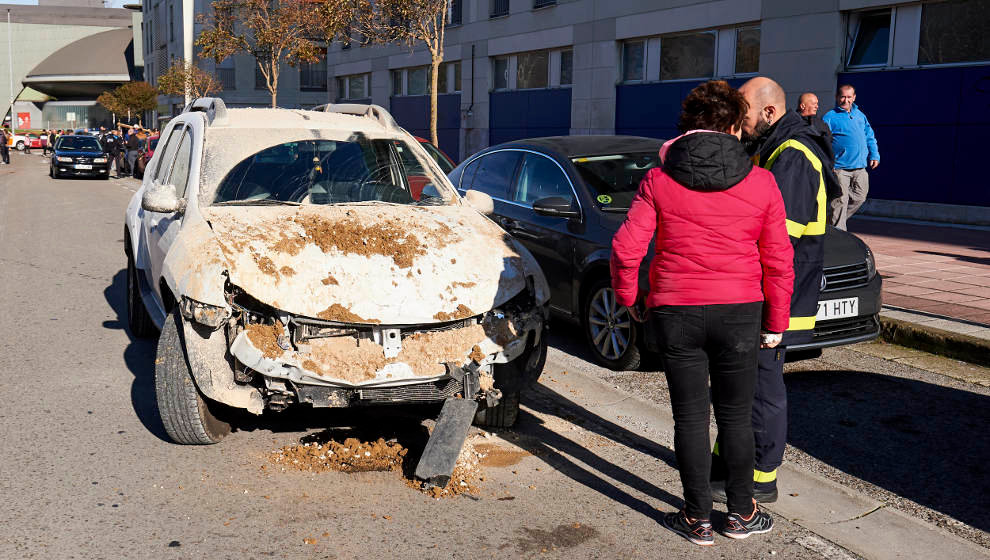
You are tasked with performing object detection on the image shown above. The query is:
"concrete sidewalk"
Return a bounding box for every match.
[848,216,990,366]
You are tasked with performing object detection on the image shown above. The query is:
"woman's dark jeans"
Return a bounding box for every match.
[653,302,761,518]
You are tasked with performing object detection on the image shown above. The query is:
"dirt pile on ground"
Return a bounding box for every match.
[474,443,531,468]
[245,322,284,359]
[270,437,407,473]
[317,303,380,324]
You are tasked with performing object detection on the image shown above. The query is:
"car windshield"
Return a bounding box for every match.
[57,136,102,151]
[571,152,660,211]
[213,138,450,206]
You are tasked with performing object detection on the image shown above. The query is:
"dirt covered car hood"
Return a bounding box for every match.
[201,204,544,324]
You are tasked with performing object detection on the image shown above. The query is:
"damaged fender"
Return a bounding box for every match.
[180,317,264,415]
[161,217,231,310]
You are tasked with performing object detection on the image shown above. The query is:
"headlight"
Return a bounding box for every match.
[179,296,231,329]
[94,157,107,163]
[57,156,73,163]
[865,245,876,279]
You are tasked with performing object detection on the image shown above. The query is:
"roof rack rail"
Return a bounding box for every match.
[313,103,399,131]
[182,97,229,126]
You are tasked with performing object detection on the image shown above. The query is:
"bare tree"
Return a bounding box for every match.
[196,0,322,107]
[157,59,223,99]
[358,0,451,147]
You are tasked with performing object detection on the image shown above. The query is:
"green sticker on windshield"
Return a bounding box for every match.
[597,194,613,205]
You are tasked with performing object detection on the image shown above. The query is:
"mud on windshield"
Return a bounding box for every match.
[213,138,450,206]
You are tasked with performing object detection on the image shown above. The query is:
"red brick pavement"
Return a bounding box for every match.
[848,218,990,325]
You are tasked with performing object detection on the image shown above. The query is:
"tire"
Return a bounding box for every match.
[155,311,232,444]
[582,278,641,371]
[126,253,157,338]
[15,141,24,150]
[474,391,519,429]
[474,332,547,429]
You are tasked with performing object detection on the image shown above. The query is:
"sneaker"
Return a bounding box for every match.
[661,511,714,546]
[710,480,778,504]
[723,505,774,539]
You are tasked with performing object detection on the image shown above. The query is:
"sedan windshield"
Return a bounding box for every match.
[213,138,447,205]
[571,152,660,210]
[57,137,102,152]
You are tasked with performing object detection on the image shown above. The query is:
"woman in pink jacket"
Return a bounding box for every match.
[610,81,794,546]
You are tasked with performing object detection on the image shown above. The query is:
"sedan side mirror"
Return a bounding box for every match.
[463,189,494,216]
[142,182,185,214]
[533,196,580,219]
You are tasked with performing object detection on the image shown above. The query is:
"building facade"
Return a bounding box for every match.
[157,0,989,210]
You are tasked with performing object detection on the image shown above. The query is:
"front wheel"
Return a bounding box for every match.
[15,141,24,150]
[582,279,641,371]
[155,311,232,444]
[126,253,156,338]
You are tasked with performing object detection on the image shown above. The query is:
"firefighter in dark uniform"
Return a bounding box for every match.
[711,77,832,503]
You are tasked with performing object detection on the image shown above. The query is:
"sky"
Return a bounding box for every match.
[3,0,132,7]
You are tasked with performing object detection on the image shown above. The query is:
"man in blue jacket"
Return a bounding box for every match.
[822,84,879,230]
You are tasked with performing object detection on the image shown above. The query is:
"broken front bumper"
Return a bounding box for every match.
[228,303,546,404]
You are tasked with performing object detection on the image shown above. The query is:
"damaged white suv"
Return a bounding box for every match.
[125,99,549,445]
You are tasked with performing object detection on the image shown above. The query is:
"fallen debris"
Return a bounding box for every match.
[270,437,407,473]
[244,322,284,359]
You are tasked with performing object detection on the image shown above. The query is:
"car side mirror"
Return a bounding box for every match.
[463,189,494,216]
[142,182,185,214]
[533,196,580,219]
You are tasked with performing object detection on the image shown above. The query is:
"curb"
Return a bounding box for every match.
[878,309,990,368]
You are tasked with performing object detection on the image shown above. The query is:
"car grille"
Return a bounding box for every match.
[357,378,462,404]
[812,315,879,343]
[822,261,870,293]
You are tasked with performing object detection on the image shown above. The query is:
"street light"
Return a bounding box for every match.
[7,8,15,136]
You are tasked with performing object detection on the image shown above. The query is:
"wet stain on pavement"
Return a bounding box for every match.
[515,523,598,553]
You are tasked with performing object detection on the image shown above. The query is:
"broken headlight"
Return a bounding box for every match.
[179,296,231,329]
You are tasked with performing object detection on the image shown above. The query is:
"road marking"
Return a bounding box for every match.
[796,536,858,560]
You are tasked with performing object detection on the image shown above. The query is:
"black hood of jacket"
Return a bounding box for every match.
[750,110,841,200]
[662,131,753,192]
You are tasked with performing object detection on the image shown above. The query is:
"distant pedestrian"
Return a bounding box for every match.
[612,80,794,546]
[822,84,879,230]
[1,126,10,165]
[125,127,141,177]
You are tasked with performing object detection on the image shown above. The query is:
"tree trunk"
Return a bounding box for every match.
[429,54,440,148]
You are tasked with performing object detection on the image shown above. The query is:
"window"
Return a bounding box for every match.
[449,0,462,25]
[408,67,428,95]
[847,9,891,67]
[336,73,370,100]
[169,4,174,42]
[467,151,521,199]
[217,57,235,90]
[735,27,760,74]
[494,57,509,90]
[534,0,556,7]
[517,50,549,89]
[391,70,403,96]
[660,32,715,81]
[622,41,646,82]
[299,51,328,91]
[919,0,990,65]
[559,49,573,85]
[490,0,509,18]
[153,125,184,183]
[169,131,193,198]
[513,154,571,205]
[255,65,267,90]
[572,152,660,210]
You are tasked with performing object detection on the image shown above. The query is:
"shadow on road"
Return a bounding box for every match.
[786,368,990,532]
[103,268,169,442]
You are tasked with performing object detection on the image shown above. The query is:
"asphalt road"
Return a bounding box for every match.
[1,151,987,559]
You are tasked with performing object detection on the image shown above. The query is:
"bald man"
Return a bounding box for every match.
[797,93,818,117]
[797,92,835,163]
[710,77,831,505]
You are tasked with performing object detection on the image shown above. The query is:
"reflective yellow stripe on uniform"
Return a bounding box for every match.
[712,441,720,456]
[788,316,816,331]
[764,139,827,239]
[754,468,777,483]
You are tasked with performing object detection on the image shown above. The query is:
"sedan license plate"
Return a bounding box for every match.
[75,164,92,170]
[816,297,858,320]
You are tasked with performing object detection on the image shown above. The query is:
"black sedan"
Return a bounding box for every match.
[50,135,111,179]
[449,136,881,370]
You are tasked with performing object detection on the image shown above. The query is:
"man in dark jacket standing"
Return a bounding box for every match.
[711,77,831,504]
[124,127,141,177]
[1,126,10,165]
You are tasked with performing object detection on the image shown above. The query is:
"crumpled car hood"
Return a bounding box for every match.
[201,205,536,324]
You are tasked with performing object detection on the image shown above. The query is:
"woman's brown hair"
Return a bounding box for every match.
[677,80,749,134]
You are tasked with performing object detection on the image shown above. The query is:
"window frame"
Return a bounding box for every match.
[390,62,463,96]
[845,8,894,69]
[490,48,573,92]
[335,72,371,101]
[620,25,760,85]
[510,152,579,209]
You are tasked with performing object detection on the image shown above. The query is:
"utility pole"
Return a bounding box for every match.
[7,8,15,135]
